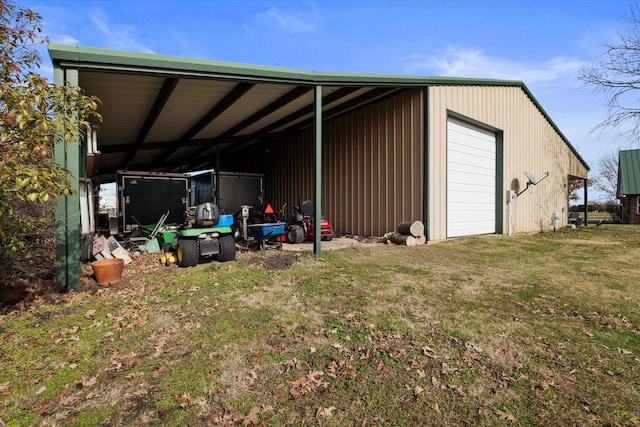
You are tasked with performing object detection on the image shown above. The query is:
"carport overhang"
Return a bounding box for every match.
[49,43,589,292]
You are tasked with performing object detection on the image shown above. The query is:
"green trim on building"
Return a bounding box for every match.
[48,43,588,171]
[495,132,504,234]
[54,67,81,292]
[423,87,430,241]
[313,85,323,258]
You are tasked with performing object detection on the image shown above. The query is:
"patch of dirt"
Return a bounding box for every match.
[245,253,299,270]
[1,242,166,313]
[1,234,384,312]
[281,236,384,252]
[1,243,57,312]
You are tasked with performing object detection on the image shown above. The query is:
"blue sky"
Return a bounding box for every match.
[20,0,640,201]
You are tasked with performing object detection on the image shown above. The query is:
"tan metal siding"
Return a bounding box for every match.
[428,85,588,241]
[264,90,424,236]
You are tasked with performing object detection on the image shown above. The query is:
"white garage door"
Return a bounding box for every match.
[447,119,496,238]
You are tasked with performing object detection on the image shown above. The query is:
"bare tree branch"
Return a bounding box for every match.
[591,152,619,201]
[578,6,640,141]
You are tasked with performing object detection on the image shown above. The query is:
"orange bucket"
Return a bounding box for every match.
[91,258,124,285]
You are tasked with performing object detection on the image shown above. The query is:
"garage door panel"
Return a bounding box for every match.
[447,119,496,238]
[448,143,496,160]
[448,155,495,172]
[448,210,495,224]
[448,169,495,187]
[449,123,494,140]
[448,190,495,204]
[448,167,495,183]
[448,203,495,217]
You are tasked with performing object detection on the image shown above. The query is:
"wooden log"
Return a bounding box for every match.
[389,232,417,246]
[397,220,424,237]
[414,235,426,245]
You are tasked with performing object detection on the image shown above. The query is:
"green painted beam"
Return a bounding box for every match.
[313,85,322,258]
[495,132,504,234]
[423,87,430,241]
[54,67,81,292]
[584,178,588,227]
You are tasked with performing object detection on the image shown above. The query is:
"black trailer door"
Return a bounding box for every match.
[118,172,189,232]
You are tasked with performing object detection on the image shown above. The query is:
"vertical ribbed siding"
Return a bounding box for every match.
[264,90,424,237]
[428,85,588,241]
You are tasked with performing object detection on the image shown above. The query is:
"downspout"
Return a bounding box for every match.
[313,85,322,258]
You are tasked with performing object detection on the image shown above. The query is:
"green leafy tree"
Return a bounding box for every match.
[0,0,101,259]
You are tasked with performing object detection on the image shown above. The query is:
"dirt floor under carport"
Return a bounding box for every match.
[0,235,384,312]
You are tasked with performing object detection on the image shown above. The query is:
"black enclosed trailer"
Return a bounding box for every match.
[115,170,265,234]
[190,171,264,215]
[117,171,190,233]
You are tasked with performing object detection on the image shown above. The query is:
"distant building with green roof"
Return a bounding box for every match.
[617,149,640,223]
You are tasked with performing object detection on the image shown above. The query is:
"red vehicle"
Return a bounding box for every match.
[286,200,334,243]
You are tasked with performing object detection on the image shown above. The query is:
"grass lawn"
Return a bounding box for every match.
[1,225,639,426]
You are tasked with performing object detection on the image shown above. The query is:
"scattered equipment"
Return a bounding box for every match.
[170,202,236,267]
[285,200,334,244]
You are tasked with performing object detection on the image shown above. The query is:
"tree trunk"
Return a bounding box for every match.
[397,221,424,237]
[389,232,417,246]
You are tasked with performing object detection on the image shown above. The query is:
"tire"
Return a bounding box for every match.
[177,239,199,267]
[287,224,304,244]
[216,235,236,262]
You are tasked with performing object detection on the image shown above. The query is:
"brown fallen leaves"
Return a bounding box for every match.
[286,371,327,399]
[495,408,517,422]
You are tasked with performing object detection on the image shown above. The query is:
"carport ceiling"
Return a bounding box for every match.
[49,44,429,183]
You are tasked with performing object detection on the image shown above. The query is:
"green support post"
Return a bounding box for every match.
[423,87,430,241]
[54,67,81,292]
[583,178,588,227]
[313,85,322,258]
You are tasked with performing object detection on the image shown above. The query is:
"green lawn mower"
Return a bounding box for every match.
[171,202,236,267]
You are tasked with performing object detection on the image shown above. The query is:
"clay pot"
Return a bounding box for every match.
[91,258,124,286]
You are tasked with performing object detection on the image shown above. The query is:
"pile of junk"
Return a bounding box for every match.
[87,170,333,269]
[92,200,334,269]
[234,200,334,253]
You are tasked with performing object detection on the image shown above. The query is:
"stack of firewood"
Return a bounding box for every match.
[384,221,426,246]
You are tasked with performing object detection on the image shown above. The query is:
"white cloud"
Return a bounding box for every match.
[255,4,318,33]
[402,47,585,86]
[89,13,155,54]
[50,34,79,45]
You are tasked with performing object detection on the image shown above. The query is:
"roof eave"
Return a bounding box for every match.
[47,43,590,171]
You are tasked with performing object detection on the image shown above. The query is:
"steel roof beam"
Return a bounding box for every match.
[124,77,179,169]
[158,82,255,162]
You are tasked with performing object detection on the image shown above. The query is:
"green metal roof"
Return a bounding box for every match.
[618,149,640,196]
[46,43,589,178]
[48,43,525,87]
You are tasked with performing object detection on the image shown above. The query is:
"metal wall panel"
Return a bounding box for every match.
[428,85,588,241]
[263,90,424,237]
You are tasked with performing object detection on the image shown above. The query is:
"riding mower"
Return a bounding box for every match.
[285,200,334,244]
[171,202,236,267]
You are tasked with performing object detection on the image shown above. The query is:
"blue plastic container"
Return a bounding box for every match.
[247,222,286,240]
[217,214,234,227]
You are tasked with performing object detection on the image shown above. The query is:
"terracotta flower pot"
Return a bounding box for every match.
[91,258,124,286]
